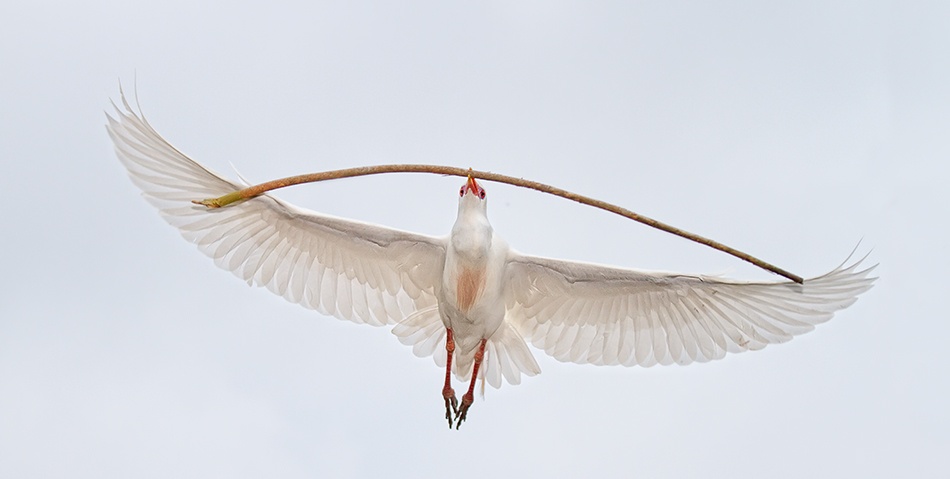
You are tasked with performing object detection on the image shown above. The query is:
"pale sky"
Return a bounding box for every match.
[2,1,948,478]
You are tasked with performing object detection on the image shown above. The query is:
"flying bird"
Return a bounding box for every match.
[107,93,876,429]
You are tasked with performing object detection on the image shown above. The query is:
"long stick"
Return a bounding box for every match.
[194,164,804,284]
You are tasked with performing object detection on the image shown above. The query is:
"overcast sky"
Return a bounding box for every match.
[1,1,947,478]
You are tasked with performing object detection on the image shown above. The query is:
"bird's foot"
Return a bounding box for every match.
[443,387,458,428]
[454,393,474,430]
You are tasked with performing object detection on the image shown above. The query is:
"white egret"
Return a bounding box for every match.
[107,93,875,429]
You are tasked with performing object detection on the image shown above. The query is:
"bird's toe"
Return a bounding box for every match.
[443,388,458,428]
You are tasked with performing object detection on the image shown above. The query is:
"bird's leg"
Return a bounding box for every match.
[442,329,458,428]
[455,338,487,430]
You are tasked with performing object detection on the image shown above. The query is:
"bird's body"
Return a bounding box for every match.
[108,91,875,429]
[440,185,505,365]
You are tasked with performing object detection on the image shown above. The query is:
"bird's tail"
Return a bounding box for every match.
[392,308,541,388]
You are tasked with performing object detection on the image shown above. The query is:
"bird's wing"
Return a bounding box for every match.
[107,92,446,326]
[504,251,875,366]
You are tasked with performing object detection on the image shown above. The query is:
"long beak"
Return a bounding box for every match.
[467,173,478,193]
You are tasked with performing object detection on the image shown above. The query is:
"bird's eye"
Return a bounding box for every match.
[459,186,466,197]
[479,189,486,199]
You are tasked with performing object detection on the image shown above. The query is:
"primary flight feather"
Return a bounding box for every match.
[107,91,876,429]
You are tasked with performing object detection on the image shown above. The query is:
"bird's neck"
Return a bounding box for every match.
[450,207,492,263]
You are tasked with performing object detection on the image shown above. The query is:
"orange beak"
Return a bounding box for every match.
[466,174,479,194]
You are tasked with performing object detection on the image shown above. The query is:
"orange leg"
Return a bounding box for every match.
[455,338,487,430]
[442,329,458,428]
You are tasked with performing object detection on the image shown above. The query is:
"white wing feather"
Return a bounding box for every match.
[107,92,446,326]
[504,251,875,367]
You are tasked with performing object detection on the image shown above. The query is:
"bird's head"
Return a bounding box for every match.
[456,171,489,221]
[453,171,492,244]
[458,172,487,202]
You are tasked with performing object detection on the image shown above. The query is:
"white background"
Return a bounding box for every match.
[1,1,947,477]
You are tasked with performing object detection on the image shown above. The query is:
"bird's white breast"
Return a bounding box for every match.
[439,231,509,353]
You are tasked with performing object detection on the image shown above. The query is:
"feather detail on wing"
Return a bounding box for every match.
[504,251,876,367]
[107,90,446,326]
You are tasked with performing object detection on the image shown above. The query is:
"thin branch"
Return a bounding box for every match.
[193,164,804,284]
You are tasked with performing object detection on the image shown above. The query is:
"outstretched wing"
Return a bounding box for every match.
[108,91,446,326]
[504,251,875,366]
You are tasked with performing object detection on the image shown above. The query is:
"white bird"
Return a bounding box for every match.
[107,92,876,429]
